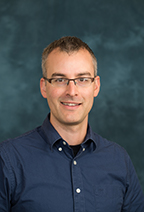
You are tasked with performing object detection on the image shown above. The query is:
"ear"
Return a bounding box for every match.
[40,78,47,99]
[93,76,100,97]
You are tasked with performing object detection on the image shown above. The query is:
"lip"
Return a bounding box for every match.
[61,102,81,106]
[61,102,82,108]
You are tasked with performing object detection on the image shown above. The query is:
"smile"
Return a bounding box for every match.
[61,102,81,106]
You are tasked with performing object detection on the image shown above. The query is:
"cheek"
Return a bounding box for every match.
[83,88,95,100]
[46,87,64,103]
[83,90,95,109]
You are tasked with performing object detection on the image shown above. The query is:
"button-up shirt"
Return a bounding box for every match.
[0,114,144,212]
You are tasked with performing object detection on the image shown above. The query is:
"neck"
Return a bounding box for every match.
[50,116,88,145]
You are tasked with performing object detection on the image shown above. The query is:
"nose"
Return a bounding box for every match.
[66,80,78,96]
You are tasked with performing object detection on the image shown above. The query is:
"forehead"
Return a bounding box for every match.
[45,48,95,77]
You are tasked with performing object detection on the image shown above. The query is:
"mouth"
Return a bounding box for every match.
[61,102,81,106]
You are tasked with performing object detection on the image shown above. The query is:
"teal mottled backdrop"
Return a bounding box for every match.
[0,0,144,191]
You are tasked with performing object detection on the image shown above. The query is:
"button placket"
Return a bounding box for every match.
[71,159,85,211]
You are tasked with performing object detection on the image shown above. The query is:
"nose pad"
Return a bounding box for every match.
[67,79,76,86]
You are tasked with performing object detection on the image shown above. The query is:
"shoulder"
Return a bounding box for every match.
[0,126,48,177]
[93,132,131,163]
[0,126,42,155]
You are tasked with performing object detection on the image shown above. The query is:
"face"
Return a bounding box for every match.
[40,48,100,128]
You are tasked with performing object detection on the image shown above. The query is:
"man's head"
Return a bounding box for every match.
[40,36,100,129]
[42,36,97,77]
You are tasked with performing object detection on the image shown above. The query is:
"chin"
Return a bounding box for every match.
[61,116,86,126]
[65,121,80,126]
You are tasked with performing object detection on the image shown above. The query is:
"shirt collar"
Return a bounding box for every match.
[41,114,62,150]
[41,114,97,151]
[82,124,97,151]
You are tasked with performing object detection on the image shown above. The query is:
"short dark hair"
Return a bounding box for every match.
[42,36,97,76]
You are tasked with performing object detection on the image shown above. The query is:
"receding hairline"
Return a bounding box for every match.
[42,47,97,77]
[42,36,97,77]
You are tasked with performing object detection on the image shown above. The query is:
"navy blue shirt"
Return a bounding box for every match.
[0,114,144,212]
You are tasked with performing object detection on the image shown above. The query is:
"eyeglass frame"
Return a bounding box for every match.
[43,76,96,87]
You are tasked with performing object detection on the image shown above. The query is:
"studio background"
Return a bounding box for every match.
[0,0,144,191]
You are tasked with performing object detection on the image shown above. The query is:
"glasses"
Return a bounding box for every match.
[43,76,95,87]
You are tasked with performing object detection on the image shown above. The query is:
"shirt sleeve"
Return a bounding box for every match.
[0,143,12,212]
[122,156,144,211]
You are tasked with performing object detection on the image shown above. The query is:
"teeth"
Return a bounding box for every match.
[62,102,79,106]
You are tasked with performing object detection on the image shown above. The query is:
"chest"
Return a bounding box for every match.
[11,149,125,212]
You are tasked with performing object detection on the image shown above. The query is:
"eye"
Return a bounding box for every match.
[78,77,89,82]
[55,78,65,83]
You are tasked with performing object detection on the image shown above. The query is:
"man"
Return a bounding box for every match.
[0,36,144,211]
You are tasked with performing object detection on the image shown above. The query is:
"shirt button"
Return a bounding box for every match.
[76,188,81,193]
[73,160,77,165]
[58,147,62,151]
[63,141,66,145]
[83,148,85,151]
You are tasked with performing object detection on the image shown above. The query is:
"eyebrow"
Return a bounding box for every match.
[51,73,66,77]
[51,72,91,78]
[77,72,91,76]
